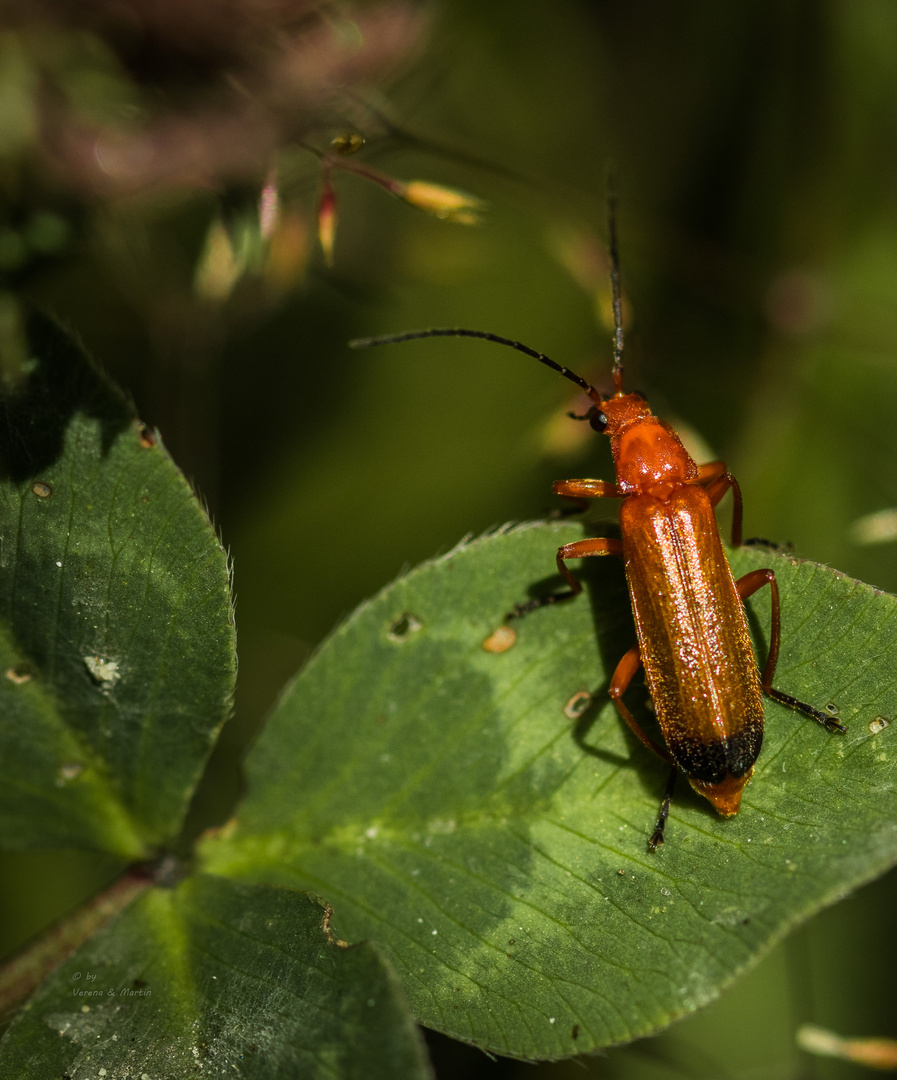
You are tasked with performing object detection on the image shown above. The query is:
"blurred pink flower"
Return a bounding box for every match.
[7,0,429,196]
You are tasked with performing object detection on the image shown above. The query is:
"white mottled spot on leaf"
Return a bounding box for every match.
[84,655,120,690]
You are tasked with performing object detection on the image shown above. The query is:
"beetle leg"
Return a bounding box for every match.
[696,459,727,484]
[607,646,680,851]
[648,769,678,851]
[608,645,672,761]
[736,568,846,734]
[698,462,743,546]
[547,478,624,519]
[507,535,624,618]
[553,477,624,499]
[735,569,780,683]
[555,536,625,593]
[701,465,786,550]
[546,476,624,522]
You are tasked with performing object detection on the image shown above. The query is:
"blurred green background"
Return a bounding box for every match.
[3,1,897,1076]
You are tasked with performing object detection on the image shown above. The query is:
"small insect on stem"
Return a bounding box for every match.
[349,200,845,850]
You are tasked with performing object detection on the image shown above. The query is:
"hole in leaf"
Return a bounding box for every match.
[387,613,422,642]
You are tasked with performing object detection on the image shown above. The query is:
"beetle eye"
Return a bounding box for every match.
[589,410,609,432]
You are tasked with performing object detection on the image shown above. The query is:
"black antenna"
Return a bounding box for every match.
[607,180,625,394]
[349,328,598,398]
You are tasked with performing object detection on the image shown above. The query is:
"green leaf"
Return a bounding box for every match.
[0,311,236,855]
[201,520,897,1060]
[0,874,431,1079]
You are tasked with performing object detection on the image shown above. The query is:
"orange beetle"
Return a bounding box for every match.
[351,206,844,848]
